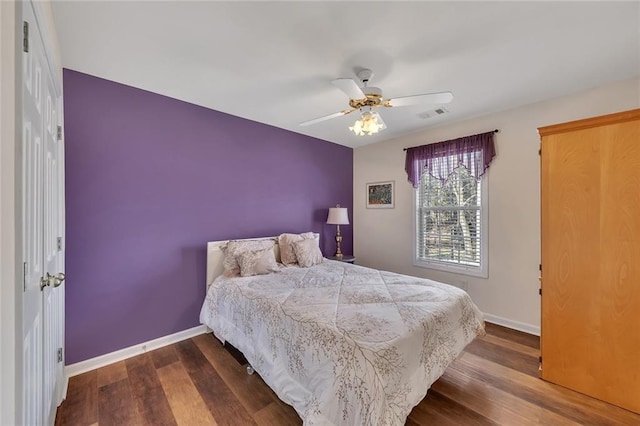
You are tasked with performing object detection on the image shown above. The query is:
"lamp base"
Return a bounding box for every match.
[334,226,343,259]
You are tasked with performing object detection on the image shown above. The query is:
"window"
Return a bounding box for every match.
[414,165,487,277]
[405,130,495,277]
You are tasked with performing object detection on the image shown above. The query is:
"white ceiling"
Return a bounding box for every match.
[51,1,640,148]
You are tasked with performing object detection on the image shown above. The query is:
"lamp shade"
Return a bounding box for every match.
[327,206,349,225]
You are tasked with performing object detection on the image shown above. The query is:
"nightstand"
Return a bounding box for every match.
[327,255,356,264]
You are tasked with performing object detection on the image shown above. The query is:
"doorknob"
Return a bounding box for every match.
[52,272,65,287]
[40,272,65,290]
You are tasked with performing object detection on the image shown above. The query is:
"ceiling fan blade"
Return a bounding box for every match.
[387,91,453,107]
[299,109,355,126]
[331,78,366,100]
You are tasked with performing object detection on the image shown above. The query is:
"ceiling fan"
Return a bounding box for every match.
[300,69,453,135]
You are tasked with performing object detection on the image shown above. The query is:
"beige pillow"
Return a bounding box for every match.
[238,248,279,277]
[292,238,324,268]
[222,239,275,277]
[278,232,315,266]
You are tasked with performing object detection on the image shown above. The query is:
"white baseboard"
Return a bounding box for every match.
[482,313,540,336]
[65,325,209,378]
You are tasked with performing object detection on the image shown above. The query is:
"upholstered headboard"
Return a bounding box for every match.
[205,233,320,289]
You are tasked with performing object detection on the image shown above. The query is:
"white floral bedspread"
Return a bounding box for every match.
[199,260,485,425]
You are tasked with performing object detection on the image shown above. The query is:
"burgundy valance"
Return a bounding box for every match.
[404,130,496,188]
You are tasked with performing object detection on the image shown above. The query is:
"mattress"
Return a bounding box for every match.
[199,260,485,425]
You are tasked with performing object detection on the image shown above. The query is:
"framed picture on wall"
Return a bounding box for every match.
[366,181,394,209]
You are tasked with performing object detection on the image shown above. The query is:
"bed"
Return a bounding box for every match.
[199,234,485,425]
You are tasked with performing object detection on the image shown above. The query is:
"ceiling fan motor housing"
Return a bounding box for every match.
[364,86,382,97]
[349,85,384,109]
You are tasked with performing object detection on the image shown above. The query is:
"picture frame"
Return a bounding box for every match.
[366,181,394,209]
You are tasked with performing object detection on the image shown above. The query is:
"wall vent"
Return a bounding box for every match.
[417,107,449,120]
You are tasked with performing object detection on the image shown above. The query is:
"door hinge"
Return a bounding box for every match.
[539,263,542,272]
[57,126,62,141]
[57,348,63,363]
[23,22,29,53]
[539,288,542,296]
[23,262,27,291]
[538,143,541,156]
[57,237,63,251]
[539,356,542,364]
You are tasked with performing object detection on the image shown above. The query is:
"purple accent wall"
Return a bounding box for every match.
[63,69,353,364]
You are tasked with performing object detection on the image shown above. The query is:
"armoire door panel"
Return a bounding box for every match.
[541,128,601,394]
[596,120,640,412]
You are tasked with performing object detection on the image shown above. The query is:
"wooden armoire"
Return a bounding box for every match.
[539,109,640,414]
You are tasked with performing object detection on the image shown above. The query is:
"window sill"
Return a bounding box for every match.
[413,259,488,278]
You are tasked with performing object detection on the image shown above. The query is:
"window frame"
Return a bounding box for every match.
[412,169,489,278]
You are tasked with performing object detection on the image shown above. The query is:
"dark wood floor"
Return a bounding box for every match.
[55,323,640,425]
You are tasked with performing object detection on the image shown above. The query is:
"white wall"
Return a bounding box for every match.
[354,78,640,334]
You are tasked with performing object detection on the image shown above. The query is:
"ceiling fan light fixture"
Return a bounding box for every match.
[349,108,385,136]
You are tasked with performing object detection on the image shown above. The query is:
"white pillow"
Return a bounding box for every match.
[292,238,324,268]
[278,232,315,266]
[238,247,280,277]
[221,239,275,277]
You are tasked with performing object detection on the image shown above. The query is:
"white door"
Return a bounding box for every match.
[22,2,65,425]
[42,69,65,424]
